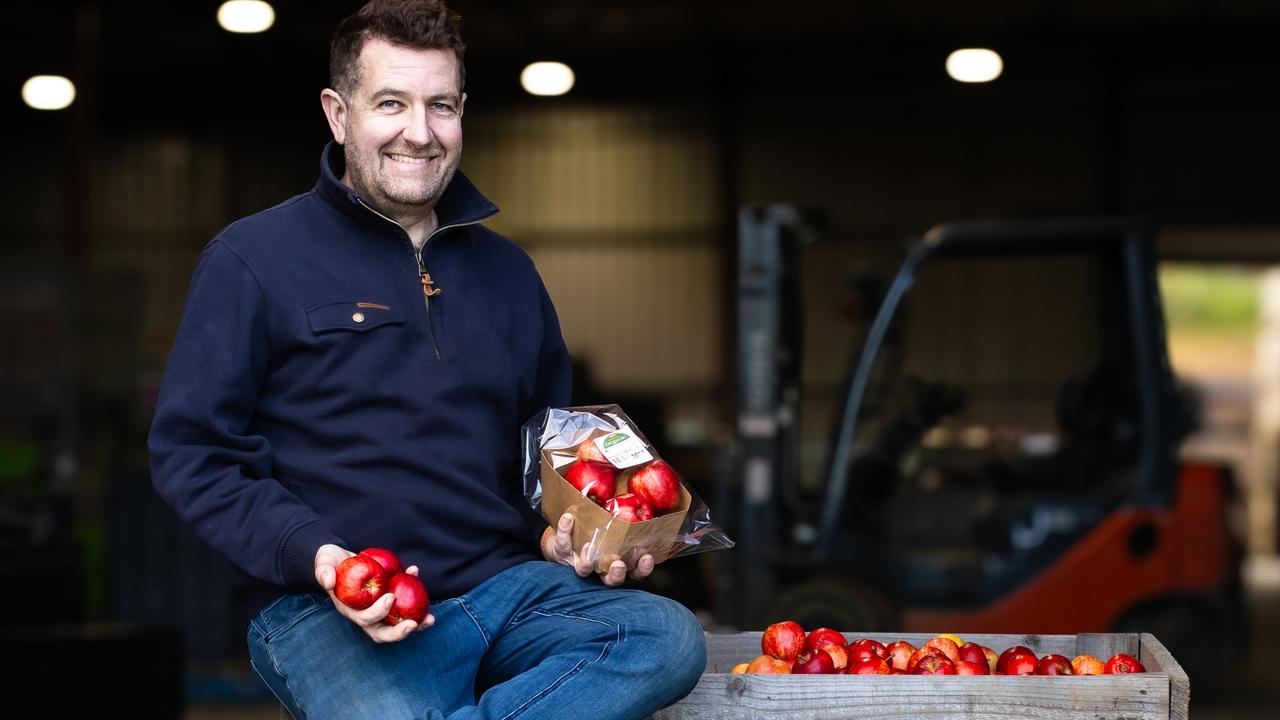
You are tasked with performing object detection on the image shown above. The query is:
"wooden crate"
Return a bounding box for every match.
[653,632,1188,720]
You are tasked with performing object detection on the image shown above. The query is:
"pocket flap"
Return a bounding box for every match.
[306,301,404,333]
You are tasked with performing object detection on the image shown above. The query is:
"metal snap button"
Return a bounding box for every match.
[352,312,366,323]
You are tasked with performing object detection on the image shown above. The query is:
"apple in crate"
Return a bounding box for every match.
[746,655,791,674]
[1036,654,1074,675]
[792,649,836,674]
[1072,655,1105,675]
[805,628,847,653]
[997,645,1035,673]
[911,654,957,675]
[761,620,807,662]
[884,640,916,671]
[847,657,890,674]
[1104,653,1146,674]
[955,660,989,675]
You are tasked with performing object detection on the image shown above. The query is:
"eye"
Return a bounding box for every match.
[428,102,458,117]
[377,99,403,111]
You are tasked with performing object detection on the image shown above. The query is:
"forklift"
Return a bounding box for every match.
[723,212,1244,683]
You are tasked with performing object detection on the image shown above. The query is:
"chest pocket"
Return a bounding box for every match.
[306,301,405,333]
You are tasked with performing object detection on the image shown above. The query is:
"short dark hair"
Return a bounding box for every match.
[330,0,466,97]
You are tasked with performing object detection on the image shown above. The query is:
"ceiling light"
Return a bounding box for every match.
[218,0,275,34]
[22,75,76,110]
[946,48,1003,83]
[521,62,575,97]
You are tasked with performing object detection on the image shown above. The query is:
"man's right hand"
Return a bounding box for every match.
[314,543,436,643]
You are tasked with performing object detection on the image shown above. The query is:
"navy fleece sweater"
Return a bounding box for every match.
[148,143,572,619]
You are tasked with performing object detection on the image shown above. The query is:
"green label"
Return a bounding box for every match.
[601,432,630,449]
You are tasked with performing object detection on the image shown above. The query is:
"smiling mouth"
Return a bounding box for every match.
[386,153,433,165]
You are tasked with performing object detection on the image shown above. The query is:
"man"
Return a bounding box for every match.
[147,1,706,717]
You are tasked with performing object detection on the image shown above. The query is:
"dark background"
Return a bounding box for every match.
[2,1,1278,717]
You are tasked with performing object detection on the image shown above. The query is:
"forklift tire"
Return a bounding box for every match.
[760,577,897,633]
[1113,593,1241,690]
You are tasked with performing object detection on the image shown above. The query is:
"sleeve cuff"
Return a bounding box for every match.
[279,520,346,586]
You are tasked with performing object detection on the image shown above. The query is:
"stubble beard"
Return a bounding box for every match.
[343,136,460,218]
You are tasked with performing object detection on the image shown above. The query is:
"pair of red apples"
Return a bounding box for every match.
[333,547,429,626]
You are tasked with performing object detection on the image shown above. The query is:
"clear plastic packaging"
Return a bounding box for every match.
[521,404,734,572]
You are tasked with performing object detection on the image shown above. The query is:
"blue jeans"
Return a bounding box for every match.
[246,561,706,720]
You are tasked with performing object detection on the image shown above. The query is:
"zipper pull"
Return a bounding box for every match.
[421,270,442,297]
[418,255,442,297]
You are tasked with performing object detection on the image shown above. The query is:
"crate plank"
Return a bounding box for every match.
[654,674,1170,720]
[1139,633,1189,720]
[1077,632,1140,659]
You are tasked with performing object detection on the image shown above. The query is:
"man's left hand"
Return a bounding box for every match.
[541,512,655,587]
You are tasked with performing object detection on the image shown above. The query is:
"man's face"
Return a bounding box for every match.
[332,39,465,216]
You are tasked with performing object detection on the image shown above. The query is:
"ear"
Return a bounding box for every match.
[459,92,467,118]
[320,89,348,144]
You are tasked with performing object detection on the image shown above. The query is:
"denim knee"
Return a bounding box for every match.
[632,594,707,698]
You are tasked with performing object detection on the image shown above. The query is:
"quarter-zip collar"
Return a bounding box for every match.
[313,141,499,239]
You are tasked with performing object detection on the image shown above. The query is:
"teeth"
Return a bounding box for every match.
[387,153,428,164]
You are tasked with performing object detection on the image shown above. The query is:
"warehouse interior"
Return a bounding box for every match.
[2,1,1279,717]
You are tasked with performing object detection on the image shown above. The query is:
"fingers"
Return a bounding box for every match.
[627,554,655,581]
[601,559,628,587]
[405,565,419,577]
[573,541,596,577]
[316,564,335,590]
[554,513,575,561]
[366,618,417,643]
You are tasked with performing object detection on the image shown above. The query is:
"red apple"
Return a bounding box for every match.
[762,620,807,662]
[821,644,849,671]
[907,645,943,672]
[925,636,961,663]
[884,640,916,671]
[333,554,387,610]
[1004,652,1039,675]
[358,547,403,575]
[384,573,429,625]
[955,660,990,675]
[746,655,792,674]
[627,460,682,513]
[576,439,610,464]
[565,460,617,504]
[980,645,999,674]
[1072,655,1105,675]
[1036,654,1074,675]
[847,657,891,675]
[792,649,836,674]
[1104,653,1146,674]
[911,654,957,675]
[848,638,887,662]
[604,493,653,522]
[806,628,847,654]
[997,645,1035,673]
[957,642,986,667]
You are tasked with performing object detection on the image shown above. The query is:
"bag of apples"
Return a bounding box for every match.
[522,404,733,573]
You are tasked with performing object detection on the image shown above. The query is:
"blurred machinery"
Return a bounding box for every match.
[721,212,1244,683]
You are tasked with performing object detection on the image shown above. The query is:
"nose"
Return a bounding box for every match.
[401,104,434,147]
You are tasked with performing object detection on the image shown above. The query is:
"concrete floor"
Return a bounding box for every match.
[187,557,1280,720]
